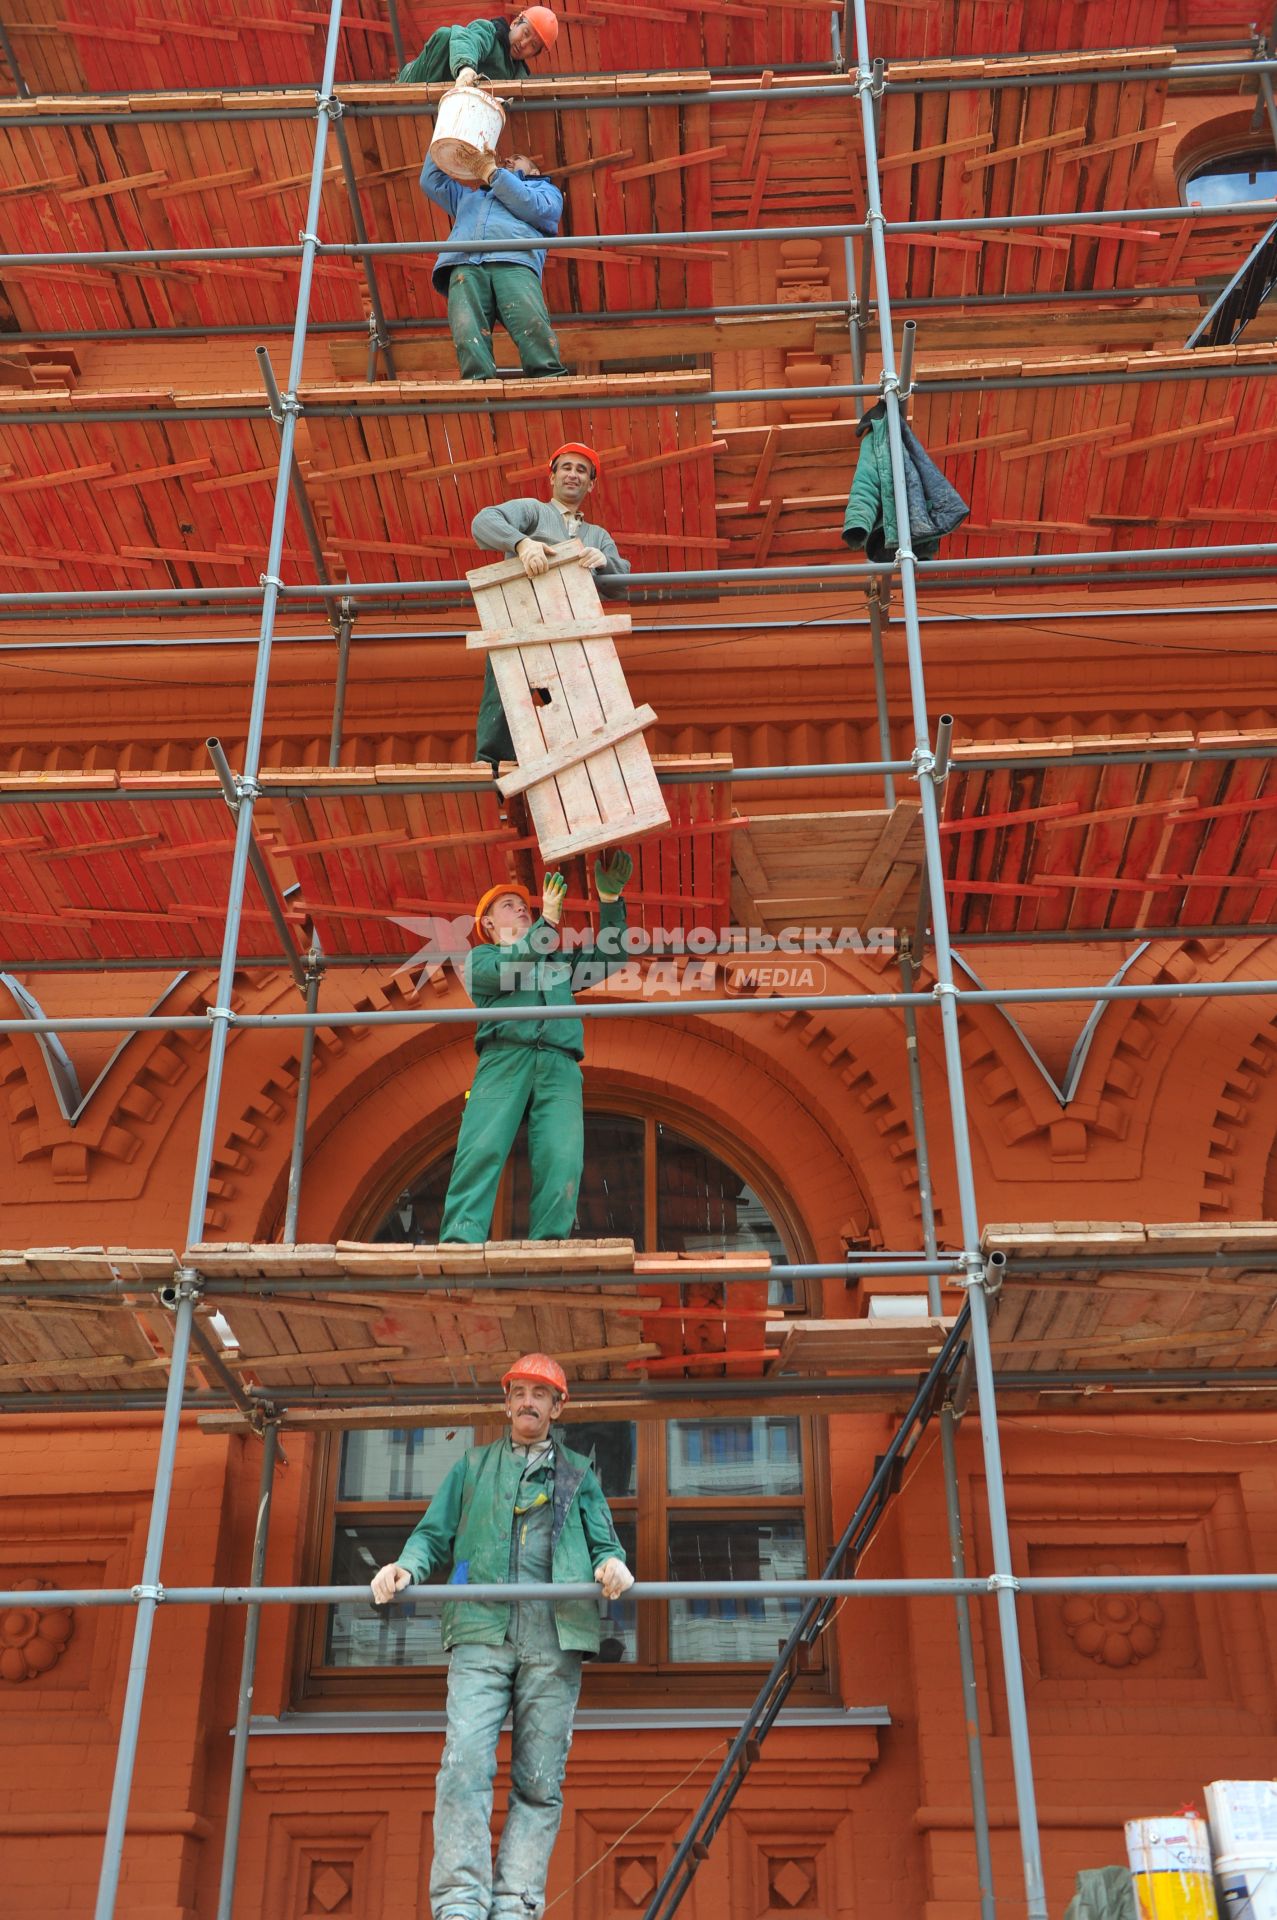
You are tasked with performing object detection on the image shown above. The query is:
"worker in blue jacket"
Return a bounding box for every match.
[421,149,568,381]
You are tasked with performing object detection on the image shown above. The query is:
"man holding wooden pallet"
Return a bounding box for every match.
[471,444,631,772]
[370,1352,633,1920]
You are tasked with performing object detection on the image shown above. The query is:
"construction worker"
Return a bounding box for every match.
[420,149,569,382]
[371,1353,635,1920]
[471,444,630,771]
[438,857,633,1243]
[397,8,560,85]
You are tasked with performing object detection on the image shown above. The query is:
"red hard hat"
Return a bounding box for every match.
[549,441,601,479]
[473,880,535,943]
[502,1352,570,1402]
[521,6,559,50]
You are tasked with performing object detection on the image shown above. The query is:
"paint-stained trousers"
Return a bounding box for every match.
[438,1044,583,1242]
[430,1495,583,1920]
[445,262,567,382]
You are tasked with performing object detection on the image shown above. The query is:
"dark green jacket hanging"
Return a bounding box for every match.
[397,18,528,85]
[842,399,970,562]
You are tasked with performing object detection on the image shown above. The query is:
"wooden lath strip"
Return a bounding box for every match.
[962,124,1088,174]
[1099,414,1234,459]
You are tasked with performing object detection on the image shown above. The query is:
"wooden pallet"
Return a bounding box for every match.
[467,542,669,861]
[731,802,923,938]
[983,1219,1277,1378]
[767,1316,955,1374]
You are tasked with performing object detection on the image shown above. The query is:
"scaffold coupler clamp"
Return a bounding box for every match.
[234,773,263,802]
[161,1268,204,1312]
[131,1582,166,1604]
[986,1572,1020,1595]
[205,1005,237,1030]
[318,91,344,120]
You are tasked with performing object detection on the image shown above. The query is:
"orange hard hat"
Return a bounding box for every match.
[473,880,535,943]
[549,440,601,478]
[521,6,559,51]
[502,1352,569,1401]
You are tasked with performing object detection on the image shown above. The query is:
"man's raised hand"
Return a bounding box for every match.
[370,1562,411,1605]
[577,548,607,572]
[542,870,567,924]
[594,850,633,901]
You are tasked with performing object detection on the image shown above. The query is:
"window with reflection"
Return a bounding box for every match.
[301,1113,829,1703]
[1183,149,1277,207]
[308,1413,823,1698]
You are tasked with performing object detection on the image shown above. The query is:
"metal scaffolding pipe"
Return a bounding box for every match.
[215,1423,280,1920]
[330,108,398,378]
[283,957,323,1244]
[851,0,1047,1905]
[0,56,1273,131]
[2,193,1271,273]
[184,0,344,1250]
[92,1284,195,1920]
[0,15,30,98]
[11,1569,1277,1609]
[9,970,1277,1039]
[3,351,1276,437]
[206,737,308,995]
[899,939,996,1920]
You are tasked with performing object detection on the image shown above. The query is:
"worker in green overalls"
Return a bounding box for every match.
[397,8,560,85]
[371,1354,634,1920]
[438,858,633,1242]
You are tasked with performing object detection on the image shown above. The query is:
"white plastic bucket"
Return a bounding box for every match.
[1127,1820,1214,1877]
[1215,1855,1277,1920]
[429,85,507,182]
[1207,1784,1277,1859]
[1127,1819,1218,1919]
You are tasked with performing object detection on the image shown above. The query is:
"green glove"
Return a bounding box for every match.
[594,850,633,900]
[542,870,567,924]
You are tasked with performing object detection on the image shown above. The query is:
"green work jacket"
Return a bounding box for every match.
[397,19,528,85]
[466,900,628,1061]
[396,1435,626,1652]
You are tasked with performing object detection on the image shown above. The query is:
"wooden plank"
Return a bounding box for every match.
[499,705,659,797]
[467,615,632,653]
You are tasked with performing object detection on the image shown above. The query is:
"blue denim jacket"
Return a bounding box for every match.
[419,155,564,294]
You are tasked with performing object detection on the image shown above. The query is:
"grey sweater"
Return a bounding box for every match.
[471,497,630,597]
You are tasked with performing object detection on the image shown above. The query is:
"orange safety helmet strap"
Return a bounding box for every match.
[549,440,601,480]
[502,1352,569,1402]
[521,5,559,50]
[473,880,536,943]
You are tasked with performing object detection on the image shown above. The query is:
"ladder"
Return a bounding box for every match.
[643,1303,972,1920]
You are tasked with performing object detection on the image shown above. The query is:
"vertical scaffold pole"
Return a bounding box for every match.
[93,1282,197,1920]
[215,1423,281,1920]
[284,953,324,1244]
[849,3,1047,1912]
[900,943,996,1920]
[186,0,347,1249]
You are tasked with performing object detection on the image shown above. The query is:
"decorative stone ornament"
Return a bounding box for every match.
[0,1576,74,1683]
[1060,1565,1164,1669]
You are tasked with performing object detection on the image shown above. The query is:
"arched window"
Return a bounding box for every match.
[1183,148,1277,208]
[304,1112,832,1705]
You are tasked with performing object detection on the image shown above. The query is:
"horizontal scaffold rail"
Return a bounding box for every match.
[4,973,1277,1038]
[0,195,1270,271]
[0,56,1273,128]
[0,1573,1275,1609]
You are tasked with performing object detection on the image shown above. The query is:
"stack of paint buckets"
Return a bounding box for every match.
[1206,1781,1277,1920]
[1125,1815,1218,1918]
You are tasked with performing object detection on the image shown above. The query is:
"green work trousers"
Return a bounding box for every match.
[476,656,514,769]
[446,262,567,382]
[439,1044,583,1242]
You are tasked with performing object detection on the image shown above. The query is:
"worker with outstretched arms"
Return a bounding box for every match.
[371,1353,635,1920]
[437,857,633,1243]
[471,442,630,771]
[397,8,559,85]
[420,149,568,382]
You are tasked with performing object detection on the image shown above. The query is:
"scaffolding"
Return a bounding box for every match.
[0,1,1276,1916]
